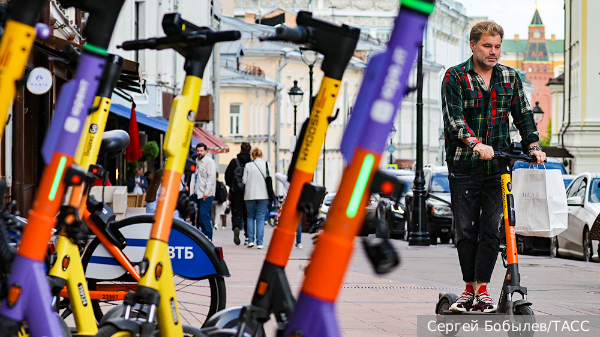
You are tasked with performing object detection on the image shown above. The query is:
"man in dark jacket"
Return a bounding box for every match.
[225,142,252,245]
[127,167,149,194]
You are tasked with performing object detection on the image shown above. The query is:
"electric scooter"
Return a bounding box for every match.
[435,143,538,336]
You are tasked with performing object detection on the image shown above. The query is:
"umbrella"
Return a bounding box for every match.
[124,101,143,161]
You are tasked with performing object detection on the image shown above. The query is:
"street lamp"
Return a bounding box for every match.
[300,47,323,185]
[532,101,544,125]
[288,80,303,136]
[409,44,430,246]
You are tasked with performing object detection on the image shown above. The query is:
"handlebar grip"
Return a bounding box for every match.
[262,26,308,43]
[119,39,158,51]
[206,30,241,44]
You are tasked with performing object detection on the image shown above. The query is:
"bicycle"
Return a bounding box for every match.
[0,0,126,335]
[203,11,360,336]
[94,13,240,337]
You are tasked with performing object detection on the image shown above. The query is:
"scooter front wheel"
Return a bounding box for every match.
[507,305,535,337]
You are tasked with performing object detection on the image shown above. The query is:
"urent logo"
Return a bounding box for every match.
[370,47,408,124]
[64,79,89,133]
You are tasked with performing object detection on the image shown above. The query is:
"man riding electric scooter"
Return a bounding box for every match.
[441,21,546,313]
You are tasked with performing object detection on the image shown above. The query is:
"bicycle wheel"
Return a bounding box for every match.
[81,215,226,327]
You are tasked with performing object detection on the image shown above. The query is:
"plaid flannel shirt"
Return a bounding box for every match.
[442,57,539,175]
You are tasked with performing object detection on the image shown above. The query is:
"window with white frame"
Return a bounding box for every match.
[230,104,241,135]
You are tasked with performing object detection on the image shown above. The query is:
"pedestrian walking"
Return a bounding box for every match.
[190,143,216,241]
[242,148,273,249]
[275,172,302,249]
[225,142,252,245]
[442,21,546,313]
[211,173,229,230]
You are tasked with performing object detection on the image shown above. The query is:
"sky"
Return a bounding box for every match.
[456,0,565,40]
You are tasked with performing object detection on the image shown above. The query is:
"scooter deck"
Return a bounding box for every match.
[440,310,502,315]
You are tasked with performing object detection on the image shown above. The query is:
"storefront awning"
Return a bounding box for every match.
[192,127,229,154]
[110,104,170,132]
[110,104,228,153]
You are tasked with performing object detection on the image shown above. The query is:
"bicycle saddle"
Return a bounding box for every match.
[99,130,130,155]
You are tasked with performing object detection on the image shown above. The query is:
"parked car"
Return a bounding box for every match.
[552,172,600,262]
[562,174,576,189]
[512,157,567,174]
[405,165,452,244]
[359,194,381,236]
[374,171,415,239]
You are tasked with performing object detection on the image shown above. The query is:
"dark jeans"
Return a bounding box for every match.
[197,195,215,240]
[448,164,502,283]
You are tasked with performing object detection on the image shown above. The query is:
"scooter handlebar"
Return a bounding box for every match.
[119,30,241,51]
[473,150,540,163]
[206,30,242,44]
[119,38,158,51]
[260,26,309,43]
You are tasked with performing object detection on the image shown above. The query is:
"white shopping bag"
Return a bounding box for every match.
[512,168,568,237]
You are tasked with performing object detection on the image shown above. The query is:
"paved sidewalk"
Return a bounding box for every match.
[211,223,436,337]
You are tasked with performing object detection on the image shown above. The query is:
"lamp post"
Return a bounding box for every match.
[409,44,430,246]
[300,47,324,185]
[388,126,397,165]
[532,101,544,127]
[288,80,303,136]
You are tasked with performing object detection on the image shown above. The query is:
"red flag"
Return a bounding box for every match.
[125,101,143,161]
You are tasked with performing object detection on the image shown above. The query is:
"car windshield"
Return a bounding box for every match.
[589,179,600,203]
[431,174,450,193]
[397,176,414,196]
[563,178,573,189]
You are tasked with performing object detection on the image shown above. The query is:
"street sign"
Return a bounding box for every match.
[385,164,398,170]
[387,144,396,153]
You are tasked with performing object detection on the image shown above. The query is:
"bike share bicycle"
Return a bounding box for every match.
[435,143,537,337]
[0,0,126,336]
[202,11,361,337]
[93,13,240,337]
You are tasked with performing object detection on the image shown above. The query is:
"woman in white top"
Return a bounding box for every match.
[242,148,272,248]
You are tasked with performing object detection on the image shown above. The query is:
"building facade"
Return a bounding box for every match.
[500,9,564,139]
[549,0,600,174]
[218,15,368,192]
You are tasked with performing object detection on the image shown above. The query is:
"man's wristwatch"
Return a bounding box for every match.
[468,139,481,151]
[528,145,542,153]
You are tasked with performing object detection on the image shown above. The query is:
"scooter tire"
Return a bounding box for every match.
[507,305,535,337]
